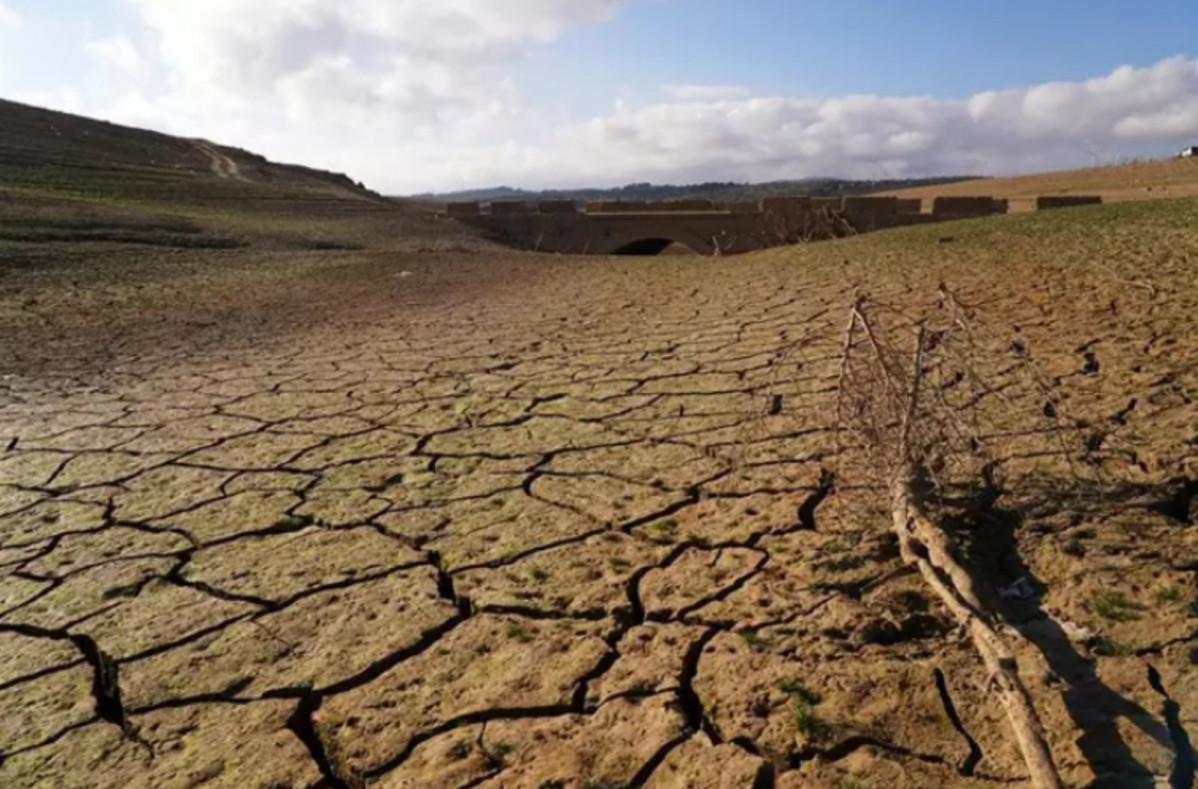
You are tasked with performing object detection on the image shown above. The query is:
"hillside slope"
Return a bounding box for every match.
[880,157,1198,211]
[0,98,384,206]
[0,98,493,251]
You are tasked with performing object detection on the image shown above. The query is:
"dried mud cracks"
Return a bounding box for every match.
[1,250,1196,789]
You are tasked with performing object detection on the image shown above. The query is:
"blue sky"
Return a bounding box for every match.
[517,0,1198,113]
[1,0,1197,192]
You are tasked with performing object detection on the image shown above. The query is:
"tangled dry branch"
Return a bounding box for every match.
[834,289,1066,789]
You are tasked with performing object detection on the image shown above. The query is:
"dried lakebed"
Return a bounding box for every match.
[1,205,1197,788]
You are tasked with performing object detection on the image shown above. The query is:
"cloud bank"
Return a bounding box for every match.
[8,0,1198,193]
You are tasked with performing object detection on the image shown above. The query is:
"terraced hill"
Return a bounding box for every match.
[0,98,491,252]
[0,99,385,205]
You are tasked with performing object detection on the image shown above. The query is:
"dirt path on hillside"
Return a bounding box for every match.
[190,138,246,181]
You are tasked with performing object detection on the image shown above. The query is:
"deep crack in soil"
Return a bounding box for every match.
[3,197,1198,787]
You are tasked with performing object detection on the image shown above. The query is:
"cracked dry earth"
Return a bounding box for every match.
[2,209,1197,789]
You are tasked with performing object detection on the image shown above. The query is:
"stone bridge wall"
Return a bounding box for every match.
[932,196,999,218]
[1036,195,1103,210]
[538,200,578,214]
[490,200,533,215]
[446,201,482,217]
[445,193,1103,255]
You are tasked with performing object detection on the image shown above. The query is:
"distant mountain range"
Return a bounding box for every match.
[411,176,985,204]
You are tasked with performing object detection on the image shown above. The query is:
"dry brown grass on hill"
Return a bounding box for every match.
[0,97,500,254]
[880,157,1198,212]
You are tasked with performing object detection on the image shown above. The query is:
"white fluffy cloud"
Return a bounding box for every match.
[418,55,1198,190]
[123,0,624,134]
[9,1,1198,193]
[0,1,21,29]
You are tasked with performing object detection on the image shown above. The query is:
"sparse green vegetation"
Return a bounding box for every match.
[653,517,679,535]
[820,537,851,554]
[795,697,823,739]
[1154,586,1183,604]
[837,776,869,789]
[482,741,514,767]
[739,629,769,651]
[1092,637,1134,657]
[506,622,533,643]
[821,555,866,573]
[775,677,821,704]
[1090,592,1144,622]
[776,676,803,694]
[530,566,551,583]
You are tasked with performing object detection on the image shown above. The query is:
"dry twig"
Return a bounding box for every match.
[834,291,1064,789]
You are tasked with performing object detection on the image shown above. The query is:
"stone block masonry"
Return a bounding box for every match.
[450,192,1104,255]
[726,200,762,214]
[1036,195,1103,210]
[445,202,481,217]
[652,199,718,212]
[490,200,533,215]
[538,200,578,214]
[586,201,649,213]
[932,196,998,218]
[842,196,898,216]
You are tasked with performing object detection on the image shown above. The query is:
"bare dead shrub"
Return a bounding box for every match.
[832,287,1074,789]
[765,204,858,246]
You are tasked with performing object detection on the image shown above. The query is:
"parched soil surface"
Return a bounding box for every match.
[2,200,1197,789]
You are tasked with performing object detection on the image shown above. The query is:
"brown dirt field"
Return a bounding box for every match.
[880,157,1198,213]
[2,193,1197,788]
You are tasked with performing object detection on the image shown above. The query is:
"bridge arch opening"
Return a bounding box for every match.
[610,238,698,256]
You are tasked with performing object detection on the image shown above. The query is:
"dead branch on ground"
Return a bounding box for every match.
[835,292,1064,789]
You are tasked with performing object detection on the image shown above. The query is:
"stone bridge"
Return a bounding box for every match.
[446,196,970,255]
[445,194,1102,255]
